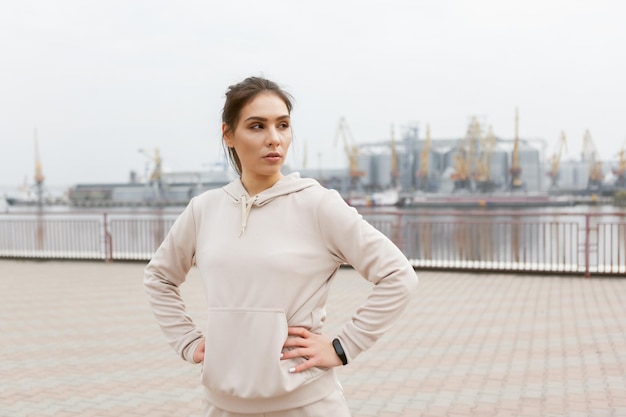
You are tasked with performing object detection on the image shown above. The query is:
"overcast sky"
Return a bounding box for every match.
[1,0,625,189]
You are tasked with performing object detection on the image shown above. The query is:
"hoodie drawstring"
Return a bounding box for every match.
[240,195,258,236]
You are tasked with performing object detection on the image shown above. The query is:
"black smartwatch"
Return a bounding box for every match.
[332,338,348,366]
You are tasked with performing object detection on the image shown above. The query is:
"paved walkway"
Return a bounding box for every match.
[1,260,625,417]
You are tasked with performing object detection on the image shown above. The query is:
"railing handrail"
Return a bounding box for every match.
[3,209,624,218]
[358,209,626,218]
[1,210,625,276]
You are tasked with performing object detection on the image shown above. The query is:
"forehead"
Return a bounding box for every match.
[240,92,290,119]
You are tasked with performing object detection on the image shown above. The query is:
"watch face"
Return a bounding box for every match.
[333,339,347,365]
[332,339,341,351]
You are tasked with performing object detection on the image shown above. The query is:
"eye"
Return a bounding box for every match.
[279,121,290,129]
[250,123,263,130]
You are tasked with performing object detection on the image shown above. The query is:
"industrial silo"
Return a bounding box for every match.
[357,152,374,189]
[372,152,394,190]
[554,160,577,189]
[490,147,509,190]
[517,143,542,192]
[442,148,457,174]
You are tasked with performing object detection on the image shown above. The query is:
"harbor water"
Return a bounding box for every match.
[1,201,625,276]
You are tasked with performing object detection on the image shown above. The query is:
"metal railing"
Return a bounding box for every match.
[1,210,625,277]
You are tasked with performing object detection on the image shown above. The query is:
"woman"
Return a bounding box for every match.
[144,76,418,416]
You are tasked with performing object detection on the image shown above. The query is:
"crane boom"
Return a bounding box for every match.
[32,127,46,208]
[139,147,163,182]
[508,107,524,191]
[451,117,481,192]
[418,124,432,191]
[34,128,44,185]
[618,139,626,172]
[582,129,603,190]
[614,138,626,188]
[421,124,431,177]
[547,131,567,188]
[334,117,364,191]
[390,124,399,188]
[474,125,497,192]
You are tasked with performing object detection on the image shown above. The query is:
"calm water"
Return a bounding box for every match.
[2,199,625,272]
[2,198,625,217]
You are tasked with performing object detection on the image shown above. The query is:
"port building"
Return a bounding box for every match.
[315,122,622,196]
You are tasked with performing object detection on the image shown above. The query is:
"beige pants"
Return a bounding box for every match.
[202,386,351,417]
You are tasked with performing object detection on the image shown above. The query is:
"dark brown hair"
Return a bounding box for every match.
[222,76,294,175]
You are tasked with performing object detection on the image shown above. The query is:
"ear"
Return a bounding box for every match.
[222,123,234,148]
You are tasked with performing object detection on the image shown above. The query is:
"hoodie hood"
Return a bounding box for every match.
[222,172,319,235]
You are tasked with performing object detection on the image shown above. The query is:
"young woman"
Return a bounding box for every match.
[144,76,418,417]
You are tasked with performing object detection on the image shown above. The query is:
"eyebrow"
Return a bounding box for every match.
[244,115,290,123]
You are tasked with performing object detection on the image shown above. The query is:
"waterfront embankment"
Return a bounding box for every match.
[1,260,625,416]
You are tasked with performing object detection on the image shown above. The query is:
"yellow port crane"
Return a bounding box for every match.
[33,128,45,207]
[582,129,603,191]
[451,117,480,192]
[547,131,567,189]
[508,107,525,191]
[34,128,45,186]
[473,125,497,193]
[389,124,400,188]
[418,124,432,191]
[613,138,626,188]
[451,153,470,191]
[335,117,364,191]
[138,147,164,202]
[139,147,163,183]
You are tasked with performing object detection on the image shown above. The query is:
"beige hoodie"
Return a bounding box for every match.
[144,172,418,413]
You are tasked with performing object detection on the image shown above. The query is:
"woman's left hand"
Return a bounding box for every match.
[281,327,343,372]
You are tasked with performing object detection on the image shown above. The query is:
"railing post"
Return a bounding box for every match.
[103,212,112,263]
[394,212,404,253]
[584,213,590,278]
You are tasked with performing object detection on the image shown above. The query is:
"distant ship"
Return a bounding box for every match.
[3,185,39,206]
[4,128,65,207]
[68,165,236,207]
[396,193,577,208]
[342,188,400,207]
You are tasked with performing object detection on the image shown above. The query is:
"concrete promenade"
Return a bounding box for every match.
[1,260,625,417]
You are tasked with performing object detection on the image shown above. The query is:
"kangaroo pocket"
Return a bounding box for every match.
[202,307,320,399]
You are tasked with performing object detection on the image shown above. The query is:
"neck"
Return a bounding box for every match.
[241,174,283,196]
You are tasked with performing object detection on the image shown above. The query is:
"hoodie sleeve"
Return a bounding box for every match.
[143,198,204,364]
[317,190,418,363]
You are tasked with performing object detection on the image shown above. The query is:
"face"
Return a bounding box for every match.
[223,92,292,189]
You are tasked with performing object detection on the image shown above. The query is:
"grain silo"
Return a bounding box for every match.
[517,143,542,192]
[489,146,509,190]
[372,151,394,190]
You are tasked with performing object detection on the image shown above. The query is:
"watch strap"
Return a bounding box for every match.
[332,338,348,366]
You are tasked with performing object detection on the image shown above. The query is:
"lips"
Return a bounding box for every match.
[263,152,282,162]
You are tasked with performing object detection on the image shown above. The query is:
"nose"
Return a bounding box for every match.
[266,126,281,147]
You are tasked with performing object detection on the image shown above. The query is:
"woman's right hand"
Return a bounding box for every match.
[193,338,206,363]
